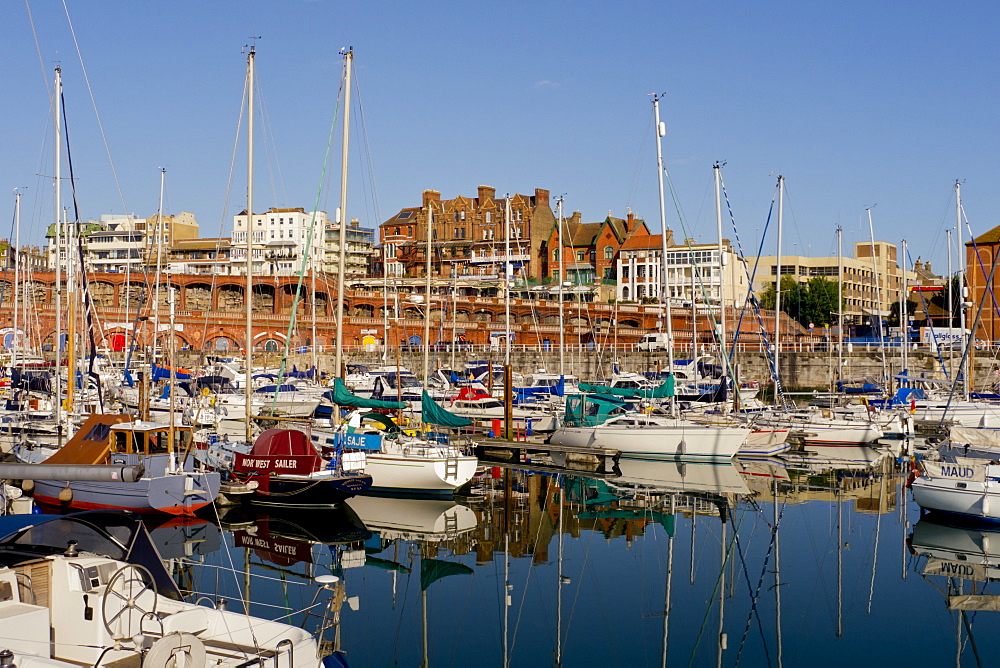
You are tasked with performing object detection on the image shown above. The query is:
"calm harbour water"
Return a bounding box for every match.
[156,441,1000,667]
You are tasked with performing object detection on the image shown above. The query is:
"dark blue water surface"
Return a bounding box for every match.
[168,445,1000,667]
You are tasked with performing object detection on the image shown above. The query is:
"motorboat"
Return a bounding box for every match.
[0,509,330,666]
[21,415,220,516]
[445,386,560,432]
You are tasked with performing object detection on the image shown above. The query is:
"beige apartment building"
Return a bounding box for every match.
[749,241,940,329]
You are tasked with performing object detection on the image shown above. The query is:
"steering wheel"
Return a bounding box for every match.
[101,564,159,640]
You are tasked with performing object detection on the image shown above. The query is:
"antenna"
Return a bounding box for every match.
[242,36,262,54]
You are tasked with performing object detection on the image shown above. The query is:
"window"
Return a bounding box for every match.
[553,248,560,262]
[577,251,585,262]
[460,211,466,221]
[604,246,614,260]
[486,212,492,223]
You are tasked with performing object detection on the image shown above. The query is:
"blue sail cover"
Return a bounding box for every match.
[150,364,191,380]
[421,391,473,428]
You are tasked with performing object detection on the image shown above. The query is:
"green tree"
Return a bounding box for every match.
[759,275,839,328]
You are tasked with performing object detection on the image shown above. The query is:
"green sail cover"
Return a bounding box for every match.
[332,378,406,409]
[420,557,474,590]
[421,390,473,428]
[577,376,675,399]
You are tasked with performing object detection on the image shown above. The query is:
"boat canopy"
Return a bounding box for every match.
[563,393,629,427]
[422,390,473,428]
[333,378,406,409]
[578,376,675,399]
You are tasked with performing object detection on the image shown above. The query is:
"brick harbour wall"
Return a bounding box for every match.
[197,348,996,393]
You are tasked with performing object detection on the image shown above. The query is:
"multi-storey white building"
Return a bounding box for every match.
[616,234,748,308]
[231,207,327,276]
[49,214,144,274]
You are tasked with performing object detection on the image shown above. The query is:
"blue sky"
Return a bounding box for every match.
[4,1,999,274]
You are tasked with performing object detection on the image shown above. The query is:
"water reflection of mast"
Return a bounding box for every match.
[503,469,512,668]
[837,484,843,638]
[690,497,697,585]
[867,461,886,614]
[660,494,675,668]
[719,513,727,668]
[555,476,566,668]
[774,479,783,667]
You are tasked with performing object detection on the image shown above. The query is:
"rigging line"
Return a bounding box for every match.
[59,0,129,214]
[964,234,1000,340]
[939,244,1000,424]
[905,250,952,381]
[199,81,248,353]
[351,73,383,229]
[24,0,50,97]
[733,504,784,668]
[254,77,289,209]
[562,504,598,643]
[510,501,549,658]
[725,181,787,406]
[685,501,750,668]
[60,90,105,411]
[625,107,655,211]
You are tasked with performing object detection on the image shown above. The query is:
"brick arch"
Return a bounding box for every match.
[352,303,376,317]
[250,284,275,314]
[182,282,215,311]
[473,310,494,323]
[216,284,245,312]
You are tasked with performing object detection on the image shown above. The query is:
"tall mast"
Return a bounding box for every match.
[774,176,784,404]
[900,239,908,379]
[557,196,566,376]
[866,208,888,384]
[713,162,726,363]
[152,168,166,365]
[334,48,353,379]
[837,225,844,386]
[504,196,512,367]
[947,228,954,383]
[652,94,675,373]
[956,181,968,400]
[244,45,256,444]
[422,204,433,388]
[53,66,63,435]
[12,191,20,366]
[66,205,75,417]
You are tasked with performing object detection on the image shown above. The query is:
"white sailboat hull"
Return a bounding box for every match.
[911,476,1000,520]
[549,422,749,460]
[364,451,478,494]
